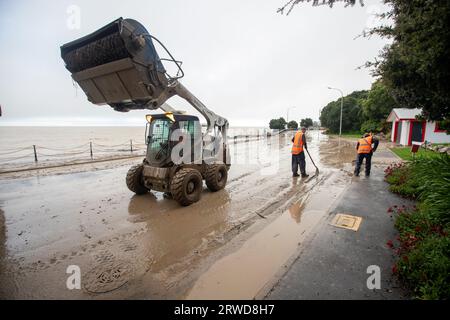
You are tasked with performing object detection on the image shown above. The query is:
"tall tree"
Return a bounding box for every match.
[375,1,450,127]
[360,79,397,132]
[300,118,314,128]
[320,90,368,133]
[288,120,299,129]
[277,0,362,15]
[269,117,287,130]
[279,0,450,130]
[361,80,395,121]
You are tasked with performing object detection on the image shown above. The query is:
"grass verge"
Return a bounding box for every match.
[390,147,442,161]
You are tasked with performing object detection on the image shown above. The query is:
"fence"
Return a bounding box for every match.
[0,133,278,172]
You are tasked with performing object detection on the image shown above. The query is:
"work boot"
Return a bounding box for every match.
[293,173,300,177]
[301,173,309,178]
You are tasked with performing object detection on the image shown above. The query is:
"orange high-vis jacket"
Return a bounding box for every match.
[357,136,373,154]
[291,131,304,155]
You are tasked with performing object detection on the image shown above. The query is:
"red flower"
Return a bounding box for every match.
[386,240,394,249]
[392,264,398,274]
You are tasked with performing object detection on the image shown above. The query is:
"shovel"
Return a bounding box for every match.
[305,148,320,175]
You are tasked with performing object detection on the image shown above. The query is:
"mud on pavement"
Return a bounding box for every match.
[0,133,390,299]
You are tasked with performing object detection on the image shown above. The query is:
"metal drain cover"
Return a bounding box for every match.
[331,213,362,231]
[83,261,134,293]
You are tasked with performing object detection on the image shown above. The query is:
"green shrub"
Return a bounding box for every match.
[384,163,420,198]
[360,119,381,134]
[395,234,450,299]
[385,154,450,299]
[385,155,450,211]
[412,156,450,224]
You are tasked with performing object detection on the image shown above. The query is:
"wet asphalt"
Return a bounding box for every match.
[266,155,412,300]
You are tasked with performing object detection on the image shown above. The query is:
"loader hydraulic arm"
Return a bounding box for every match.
[159,102,176,113]
[159,93,228,141]
[173,82,228,138]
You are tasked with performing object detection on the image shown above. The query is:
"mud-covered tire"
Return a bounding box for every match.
[171,168,203,206]
[205,163,228,192]
[126,164,148,195]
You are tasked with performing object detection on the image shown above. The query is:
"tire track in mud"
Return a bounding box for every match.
[185,170,352,300]
[2,225,151,277]
[154,170,340,298]
[0,224,158,298]
[212,170,333,246]
[13,159,326,296]
[70,165,333,297]
[1,134,352,298]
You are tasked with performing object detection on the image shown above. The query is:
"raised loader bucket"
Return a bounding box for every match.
[61,18,172,112]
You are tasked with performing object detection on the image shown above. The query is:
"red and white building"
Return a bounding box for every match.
[386,108,449,146]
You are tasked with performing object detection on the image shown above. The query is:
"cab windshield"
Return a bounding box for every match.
[147,118,171,163]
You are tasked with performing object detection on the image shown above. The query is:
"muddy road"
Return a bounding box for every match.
[0,133,395,299]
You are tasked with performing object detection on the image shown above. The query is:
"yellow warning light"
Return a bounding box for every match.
[145,114,153,122]
[165,112,175,122]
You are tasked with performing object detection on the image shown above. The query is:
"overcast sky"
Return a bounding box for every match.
[0,0,390,127]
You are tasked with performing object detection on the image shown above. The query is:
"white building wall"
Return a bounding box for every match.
[424,121,450,144]
[389,119,449,145]
[391,121,396,142]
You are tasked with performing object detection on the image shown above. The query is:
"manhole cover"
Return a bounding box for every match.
[330,213,362,231]
[83,261,134,293]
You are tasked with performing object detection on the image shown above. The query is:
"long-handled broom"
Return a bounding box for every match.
[305,148,320,175]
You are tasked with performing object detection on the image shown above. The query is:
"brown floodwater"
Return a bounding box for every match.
[0,131,387,299]
[186,171,348,300]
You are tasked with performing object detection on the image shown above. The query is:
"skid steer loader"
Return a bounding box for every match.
[61,18,230,206]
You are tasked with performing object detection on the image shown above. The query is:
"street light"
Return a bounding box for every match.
[287,106,296,123]
[318,107,322,127]
[286,106,296,129]
[318,107,322,140]
[327,86,344,136]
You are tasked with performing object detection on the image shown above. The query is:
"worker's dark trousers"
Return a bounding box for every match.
[354,152,372,176]
[292,152,306,175]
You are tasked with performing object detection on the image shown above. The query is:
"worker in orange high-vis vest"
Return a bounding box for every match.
[291,127,309,178]
[354,132,379,177]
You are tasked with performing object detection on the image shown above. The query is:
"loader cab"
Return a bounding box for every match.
[145,113,202,167]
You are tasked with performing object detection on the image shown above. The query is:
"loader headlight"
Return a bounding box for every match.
[145,114,153,122]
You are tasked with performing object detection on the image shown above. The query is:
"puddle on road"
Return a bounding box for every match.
[186,172,349,300]
[126,190,233,274]
[317,137,357,170]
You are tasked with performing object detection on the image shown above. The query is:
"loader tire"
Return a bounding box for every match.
[171,168,203,206]
[126,164,148,195]
[205,163,228,192]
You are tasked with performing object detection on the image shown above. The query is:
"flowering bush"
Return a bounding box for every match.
[384,162,406,178]
[384,162,419,198]
[384,155,450,299]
